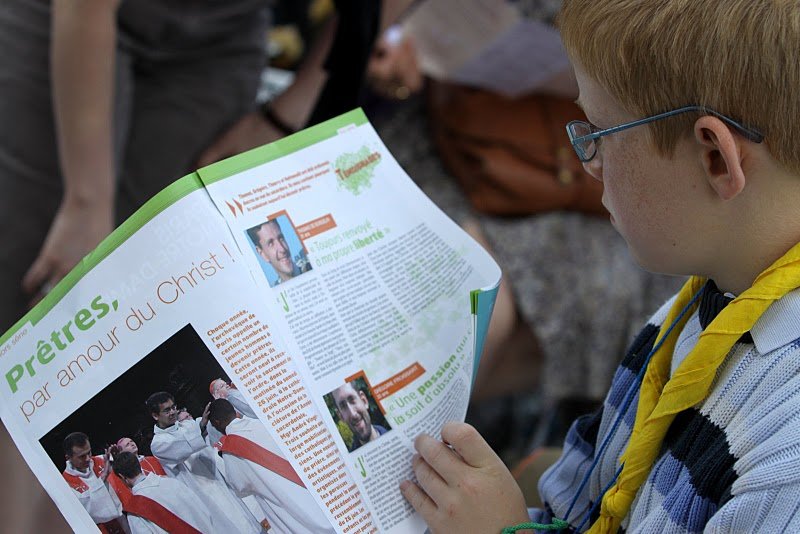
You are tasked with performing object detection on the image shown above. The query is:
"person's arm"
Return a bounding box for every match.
[400,422,532,533]
[196,15,338,167]
[74,463,122,524]
[228,389,258,419]
[22,0,120,302]
[199,402,211,439]
[99,447,114,482]
[150,422,208,465]
[196,0,416,167]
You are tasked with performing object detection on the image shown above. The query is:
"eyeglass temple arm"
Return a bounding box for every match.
[579,106,763,143]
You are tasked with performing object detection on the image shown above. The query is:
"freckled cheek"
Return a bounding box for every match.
[612,151,652,207]
[600,161,633,208]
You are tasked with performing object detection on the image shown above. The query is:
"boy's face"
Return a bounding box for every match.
[573,64,712,276]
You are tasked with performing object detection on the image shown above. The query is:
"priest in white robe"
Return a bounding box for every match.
[209,399,334,533]
[108,437,168,512]
[146,391,263,533]
[61,432,128,534]
[112,451,214,534]
[210,378,257,419]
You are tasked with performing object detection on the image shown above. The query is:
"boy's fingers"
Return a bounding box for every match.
[411,454,448,503]
[414,433,464,484]
[400,479,437,520]
[441,422,498,468]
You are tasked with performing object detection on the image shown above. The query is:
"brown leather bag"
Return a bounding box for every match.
[426,80,606,216]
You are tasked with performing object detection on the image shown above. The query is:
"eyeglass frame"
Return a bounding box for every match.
[158,403,180,415]
[565,105,764,163]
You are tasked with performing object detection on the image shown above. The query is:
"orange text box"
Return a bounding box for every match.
[371,363,426,401]
[296,214,337,240]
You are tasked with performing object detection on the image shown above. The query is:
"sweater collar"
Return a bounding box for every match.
[701,280,800,354]
[750,287,800,355]
[698,280,732,330]
[700,280,753,344]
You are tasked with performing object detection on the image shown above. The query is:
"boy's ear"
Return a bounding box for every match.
[693,116,747,201]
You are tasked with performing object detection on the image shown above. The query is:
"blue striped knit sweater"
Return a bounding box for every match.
[531,281,800,532]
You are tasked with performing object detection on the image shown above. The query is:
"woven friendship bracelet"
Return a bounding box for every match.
[501,517,570,533]
[259,103,296,136]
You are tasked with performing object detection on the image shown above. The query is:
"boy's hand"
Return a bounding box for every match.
[400,422,531,534]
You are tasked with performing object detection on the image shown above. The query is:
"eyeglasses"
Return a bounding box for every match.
[566,105,764,163]
[159,404,179,414]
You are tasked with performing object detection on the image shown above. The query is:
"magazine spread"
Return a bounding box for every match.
[0,109,500,533]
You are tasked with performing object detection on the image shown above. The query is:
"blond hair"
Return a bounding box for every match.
[558,0,800,172]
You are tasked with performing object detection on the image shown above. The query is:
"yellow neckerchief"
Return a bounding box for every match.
[588,241,800,533]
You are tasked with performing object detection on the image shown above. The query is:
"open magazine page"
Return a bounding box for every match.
[0,177,365,532]
[0,109,500,534]
[2,177,371,532]
[198,109,501,533]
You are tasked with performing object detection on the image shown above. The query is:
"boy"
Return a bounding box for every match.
[400,1,800,532]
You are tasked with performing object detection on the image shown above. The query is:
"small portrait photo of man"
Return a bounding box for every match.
[246,215,312,287]
[324,377,391,453]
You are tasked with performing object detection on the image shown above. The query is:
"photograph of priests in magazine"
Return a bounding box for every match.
[42,325,337,533]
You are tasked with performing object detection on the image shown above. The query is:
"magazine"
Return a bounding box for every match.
[0,109,501,533]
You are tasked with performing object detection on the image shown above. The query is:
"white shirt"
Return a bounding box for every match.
[128,473,215,534]
[223,417,334,533]
[150,419,262,533]
[63,458,125,525]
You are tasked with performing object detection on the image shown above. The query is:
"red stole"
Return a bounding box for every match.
[140,456,166,476]
[62,457,105,493]
[220,434,305,487]
[125,494,202,534]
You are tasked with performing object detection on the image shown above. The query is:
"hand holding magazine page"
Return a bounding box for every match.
[0,109,501,533]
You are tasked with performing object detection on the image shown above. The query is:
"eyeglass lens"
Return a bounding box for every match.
[568,122,595,161]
